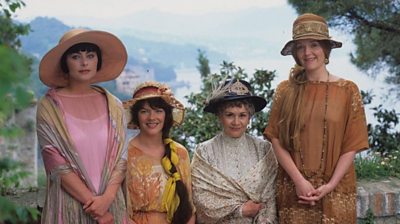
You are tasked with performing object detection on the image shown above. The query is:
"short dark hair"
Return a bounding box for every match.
[60,42,102,74]
[217,99,255,117]
[130,97,173,139]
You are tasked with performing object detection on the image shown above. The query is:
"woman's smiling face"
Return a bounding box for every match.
[137,102,166,136]
[219,104,250,138]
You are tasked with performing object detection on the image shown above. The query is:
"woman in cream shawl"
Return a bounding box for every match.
[191,79,278,224]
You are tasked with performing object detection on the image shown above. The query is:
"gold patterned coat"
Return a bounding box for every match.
[264,79,369,224]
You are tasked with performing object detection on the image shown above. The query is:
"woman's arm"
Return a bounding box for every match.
[271,138,316,204]
[84,159,127,217]
[62,172,117,221]
[60,171,94,204]
[41,147,94,205]
[83,183,120,217]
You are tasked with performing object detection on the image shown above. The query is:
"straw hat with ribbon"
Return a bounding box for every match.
[123,81,185,129]
[204,79,267,114]
[281,13,342,56]
[39,28,127,87]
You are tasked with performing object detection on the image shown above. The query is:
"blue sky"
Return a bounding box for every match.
[14,0,399,117]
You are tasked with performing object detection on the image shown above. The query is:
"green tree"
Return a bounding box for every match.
[287,0,400,87]
[0,0,28,48]
[0,1,39,223]
[355,91,400,179]
[368,104,400,156]
[171,50,276,150]
[0,0,33,136]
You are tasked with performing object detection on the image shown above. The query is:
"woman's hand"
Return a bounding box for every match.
[294,177,315,197]
[298,182,334,204]
[83,194,114,217]
[293,178,318,205]
[96,212,114,224]
[241,200,263,217]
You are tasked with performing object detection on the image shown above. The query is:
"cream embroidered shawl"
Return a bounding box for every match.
[191,133,278,224]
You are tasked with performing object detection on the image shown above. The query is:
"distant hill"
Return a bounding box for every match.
[20,16,227,79]
[21,17,71,58]
[19,17,227,98]
[20,17,175,82]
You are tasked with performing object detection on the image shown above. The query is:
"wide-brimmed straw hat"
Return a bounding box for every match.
[204,79,267,114]
[39,28,127,87]
[123,81,185,129]
[281,13,342,56]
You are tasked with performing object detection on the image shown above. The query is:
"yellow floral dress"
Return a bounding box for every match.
[126,140,194,224]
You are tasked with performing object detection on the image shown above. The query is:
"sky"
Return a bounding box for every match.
[16,0,284,18]
[13,0,399,119]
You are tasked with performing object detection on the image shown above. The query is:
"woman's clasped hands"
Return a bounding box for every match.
[295,177,335,206]
[83,194,114,224]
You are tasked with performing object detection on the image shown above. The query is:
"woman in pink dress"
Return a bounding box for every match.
[123,81,195,224]
[36,28,128,223]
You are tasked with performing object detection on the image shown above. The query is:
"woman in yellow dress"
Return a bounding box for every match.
[123,81,195,224]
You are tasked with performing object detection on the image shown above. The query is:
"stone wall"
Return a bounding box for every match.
[0,105,37,188]
[357,178,400,223]
[6,178,400,223]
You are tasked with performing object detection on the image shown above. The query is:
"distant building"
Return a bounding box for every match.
[116,65,155,95]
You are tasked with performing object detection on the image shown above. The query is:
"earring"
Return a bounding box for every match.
[324,58,329,64]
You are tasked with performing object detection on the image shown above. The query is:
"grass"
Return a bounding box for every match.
[355,150,400,180]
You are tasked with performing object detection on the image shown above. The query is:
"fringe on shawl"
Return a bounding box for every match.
[37,87,127,223]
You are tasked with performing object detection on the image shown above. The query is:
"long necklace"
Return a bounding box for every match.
[299,72,330,178]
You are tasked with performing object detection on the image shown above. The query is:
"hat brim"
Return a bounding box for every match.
[204,95,267,114]
[281,36,342,56]
[39,30,127,87]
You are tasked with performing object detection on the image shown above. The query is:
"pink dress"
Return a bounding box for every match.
[42,91,109,193]
[40,89,128,223]
[59,91,109,193]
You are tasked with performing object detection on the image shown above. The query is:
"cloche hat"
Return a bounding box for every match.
[39,28,127,87]
[281,13,342,56]
[123,81,185,129]
[204,79,267,114]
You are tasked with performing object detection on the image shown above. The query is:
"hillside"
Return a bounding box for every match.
[19,17,227,98]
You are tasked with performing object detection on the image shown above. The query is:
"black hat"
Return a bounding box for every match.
[204,79,267,114]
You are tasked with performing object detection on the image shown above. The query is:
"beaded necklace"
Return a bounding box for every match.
[299,72,330,178]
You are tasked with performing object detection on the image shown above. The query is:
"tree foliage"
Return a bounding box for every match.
[287,0,400,87]
[0,1,39,223]
[0,0,33,136]
[0,195,40,224]
[0,0,29,48]
[171,50,276,150]
[367,104,400,156]
[362,89,400,157]
[355,90,400,179]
